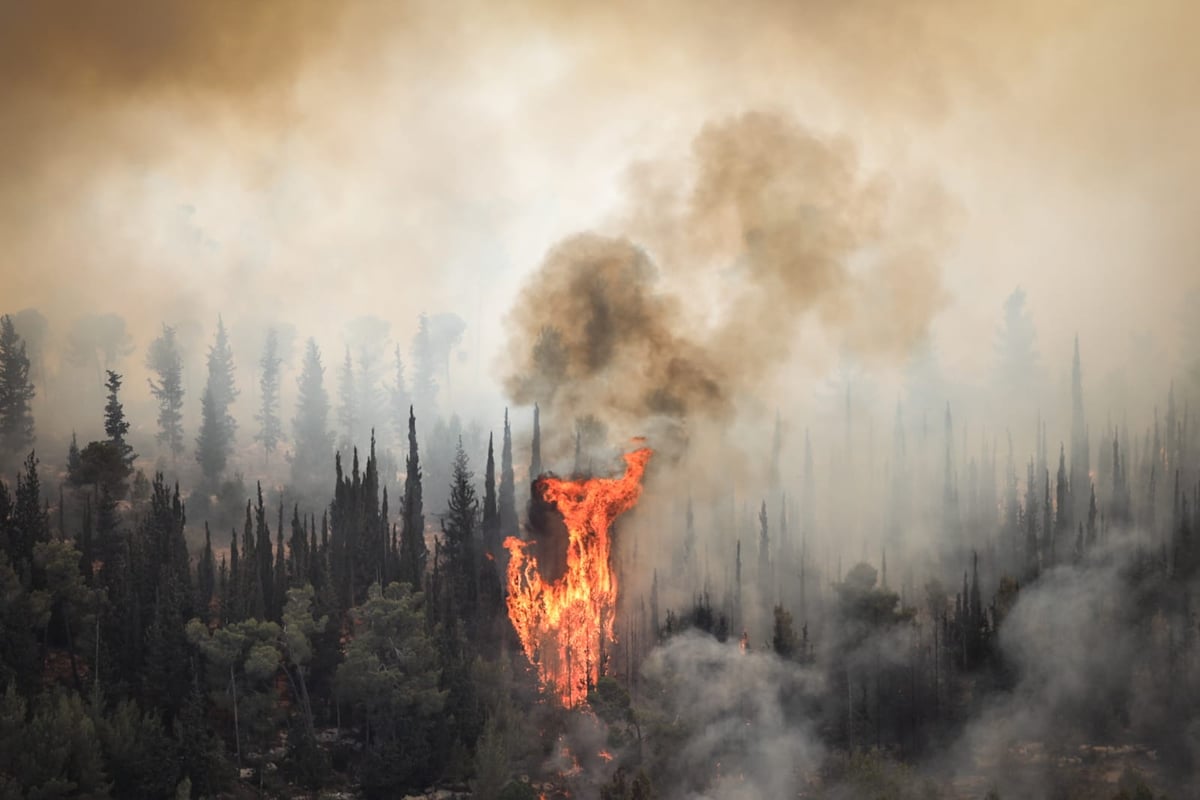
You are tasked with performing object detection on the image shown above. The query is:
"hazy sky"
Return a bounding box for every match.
[2,1,1197,419]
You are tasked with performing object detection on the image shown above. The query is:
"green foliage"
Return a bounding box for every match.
[0,685,110,798]
[101,371,134,473]
[98,698,179,798]
[337,582,445,795]
[472,714,508,800]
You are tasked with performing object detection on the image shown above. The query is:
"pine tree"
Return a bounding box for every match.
[255,328,284,463]
[146,324,186,462]
[399,407,427,589]
[291,339,334,497]
[103,370,136,472]
[498,410,518,541]
[0,315,35,466]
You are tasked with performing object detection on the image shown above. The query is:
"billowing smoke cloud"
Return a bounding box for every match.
[503,110,949,455]
[640,632,825,800]
[941,540,1200,797]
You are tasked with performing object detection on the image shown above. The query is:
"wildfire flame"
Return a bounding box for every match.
[505,444,653,707]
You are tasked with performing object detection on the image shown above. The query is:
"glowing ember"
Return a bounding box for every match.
[505,444,653,707]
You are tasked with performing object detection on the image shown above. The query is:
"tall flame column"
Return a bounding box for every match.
[504,445,653,707]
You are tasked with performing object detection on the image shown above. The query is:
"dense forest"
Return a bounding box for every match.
[3,3,1200,798]
[0,299,1195,799]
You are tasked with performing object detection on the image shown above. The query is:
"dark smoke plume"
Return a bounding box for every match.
[504,111,949,454]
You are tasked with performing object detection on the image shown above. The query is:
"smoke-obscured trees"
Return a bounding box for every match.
[7,309,47,400]
[0,316,35,468]
[64,312,134,390]
[290,339,333,500]
[146,325,186,462]
[994,287,1041,398]
[255,328,283,464]
[195,318,238,486]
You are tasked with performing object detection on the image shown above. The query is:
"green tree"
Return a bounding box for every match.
[102,371,135,473]
[0,685,110,798]
[146,325,186,462]
[98,698,179,798]
[336,581,445,797]
[187,618,283,779]
[0,315,35,468]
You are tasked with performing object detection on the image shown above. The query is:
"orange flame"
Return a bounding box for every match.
[505,445,653,707]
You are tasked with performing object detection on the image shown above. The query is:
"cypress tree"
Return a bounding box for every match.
[197,522,216,621]
[227,526,240,624]
[399,407,427,589]
[498,410,517,541]
[530,403,542,479]
[254,483,274,621]
[482,433,498,555]
[274,507,287,618]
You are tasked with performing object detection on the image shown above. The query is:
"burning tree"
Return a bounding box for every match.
[504,445,652,707]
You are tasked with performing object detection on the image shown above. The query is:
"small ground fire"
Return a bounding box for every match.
[504,444,653,707]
